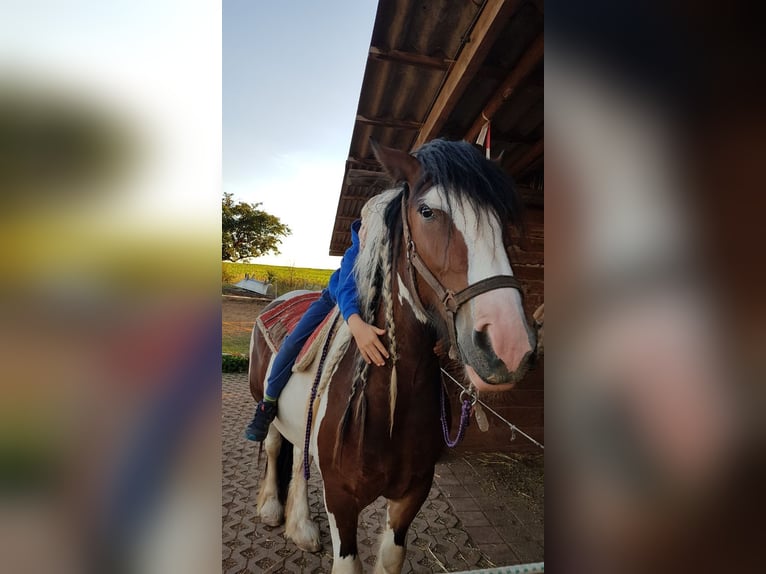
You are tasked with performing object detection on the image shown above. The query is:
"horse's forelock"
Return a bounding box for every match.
[413,139,521,228]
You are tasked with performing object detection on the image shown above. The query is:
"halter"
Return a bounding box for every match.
[400,185,524,361]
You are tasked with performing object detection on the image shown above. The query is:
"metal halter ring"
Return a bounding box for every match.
[459,388,478,406]
[442,290,458,313]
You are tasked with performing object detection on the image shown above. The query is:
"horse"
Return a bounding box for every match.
[249,138,536,573]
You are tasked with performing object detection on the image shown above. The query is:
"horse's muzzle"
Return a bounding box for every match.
[463,329,534,387]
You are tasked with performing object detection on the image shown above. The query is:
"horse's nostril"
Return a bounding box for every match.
[472,329,492,353]
[473,316,491,335]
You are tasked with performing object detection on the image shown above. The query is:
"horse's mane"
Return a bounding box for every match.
[352,188,400,318]
[338,188,401,449]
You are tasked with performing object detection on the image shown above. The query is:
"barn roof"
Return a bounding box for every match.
[329,0,543,255]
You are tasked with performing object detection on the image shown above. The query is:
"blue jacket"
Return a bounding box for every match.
[327,219,362,322]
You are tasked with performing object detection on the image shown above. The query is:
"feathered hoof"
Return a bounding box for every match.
[288,521,321,553]
[295,536,321,553]
[258,497,284,527]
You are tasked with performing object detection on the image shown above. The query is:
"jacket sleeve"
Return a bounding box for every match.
[334,221,362,322]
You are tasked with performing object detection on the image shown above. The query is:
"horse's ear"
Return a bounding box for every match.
[370,139,420,186]
[471,143,505,165]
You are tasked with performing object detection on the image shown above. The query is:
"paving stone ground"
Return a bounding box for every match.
[223,373,544,573]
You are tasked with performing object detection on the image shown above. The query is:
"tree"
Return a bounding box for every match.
[222,193,291,261]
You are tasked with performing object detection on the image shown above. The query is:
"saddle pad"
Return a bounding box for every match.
[293,307,341,372]
[256,292,322,355]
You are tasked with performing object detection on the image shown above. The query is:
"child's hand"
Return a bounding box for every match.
[347,314,389,366]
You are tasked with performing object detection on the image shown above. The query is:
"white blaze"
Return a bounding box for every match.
[420,187,533,375]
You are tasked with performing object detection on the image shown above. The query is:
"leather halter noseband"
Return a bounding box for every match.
[399,186,524,361]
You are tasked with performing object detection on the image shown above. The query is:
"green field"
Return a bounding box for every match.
[222,262,334,296]
[222,331,253,356]
[222,262,335,356]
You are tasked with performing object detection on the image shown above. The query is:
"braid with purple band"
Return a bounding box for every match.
[440,384,472,447]
[303,313,341,480]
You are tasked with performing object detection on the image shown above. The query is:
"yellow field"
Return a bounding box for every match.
[222,262,334,296]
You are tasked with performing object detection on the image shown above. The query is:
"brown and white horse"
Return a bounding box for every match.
[249,139,536,573]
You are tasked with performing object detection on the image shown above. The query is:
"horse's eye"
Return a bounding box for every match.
[418,205,434,220]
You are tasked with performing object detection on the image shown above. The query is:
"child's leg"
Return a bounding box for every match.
[263,290,336,400]
[246,291,336,440]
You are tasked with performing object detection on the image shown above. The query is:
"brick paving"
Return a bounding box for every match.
[223,373,544,573]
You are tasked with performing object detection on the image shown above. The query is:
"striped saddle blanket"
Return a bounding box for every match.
[255,292,341,371]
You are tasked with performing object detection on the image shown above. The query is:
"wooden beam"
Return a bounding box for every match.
[368,46,453,71]
[412,0,519,149]
[508,139,543,177]
[465,34,544,141]
[356,115,423,131]
[346,167,385,178]
[347,156,381,169]
[340,194,379,201]
[365,57,510,82]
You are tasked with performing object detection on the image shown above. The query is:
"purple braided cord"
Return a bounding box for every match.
[440,384,472,447]
[303,314,340,480]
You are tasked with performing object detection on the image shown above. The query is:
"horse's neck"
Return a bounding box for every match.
[385,259,440,389]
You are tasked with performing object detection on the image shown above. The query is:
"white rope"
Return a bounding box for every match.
[440,368,544,450]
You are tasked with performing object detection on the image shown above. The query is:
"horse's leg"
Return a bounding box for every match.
[324,490,362,574]
[284,446,321,552]
[255,425,284,526]
[374,477,433,574]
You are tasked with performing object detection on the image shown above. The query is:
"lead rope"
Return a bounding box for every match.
[303,313,341,480]
[441,367,545,450]
[440,383,474,447]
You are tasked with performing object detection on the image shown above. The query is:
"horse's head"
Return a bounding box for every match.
[372,139,536,389]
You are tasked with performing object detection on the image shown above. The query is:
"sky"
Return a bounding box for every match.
[223,0,379,269]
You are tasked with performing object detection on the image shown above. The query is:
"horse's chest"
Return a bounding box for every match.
[320,422,441,501]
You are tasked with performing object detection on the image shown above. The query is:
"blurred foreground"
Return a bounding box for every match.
[548,1,766,572]
[0,2,221,573]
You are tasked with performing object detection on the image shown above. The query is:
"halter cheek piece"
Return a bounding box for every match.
[400,186,524,361]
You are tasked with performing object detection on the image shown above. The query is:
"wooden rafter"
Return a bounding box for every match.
[465,34,544,142]
[356,115,423,131]
[340,194,379,201]
[368,46,509,81]
[508,139,543,177]
[368,46,453,71]
[411,0,519,150]
[346,167,384,177]
[347,157,382,168]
